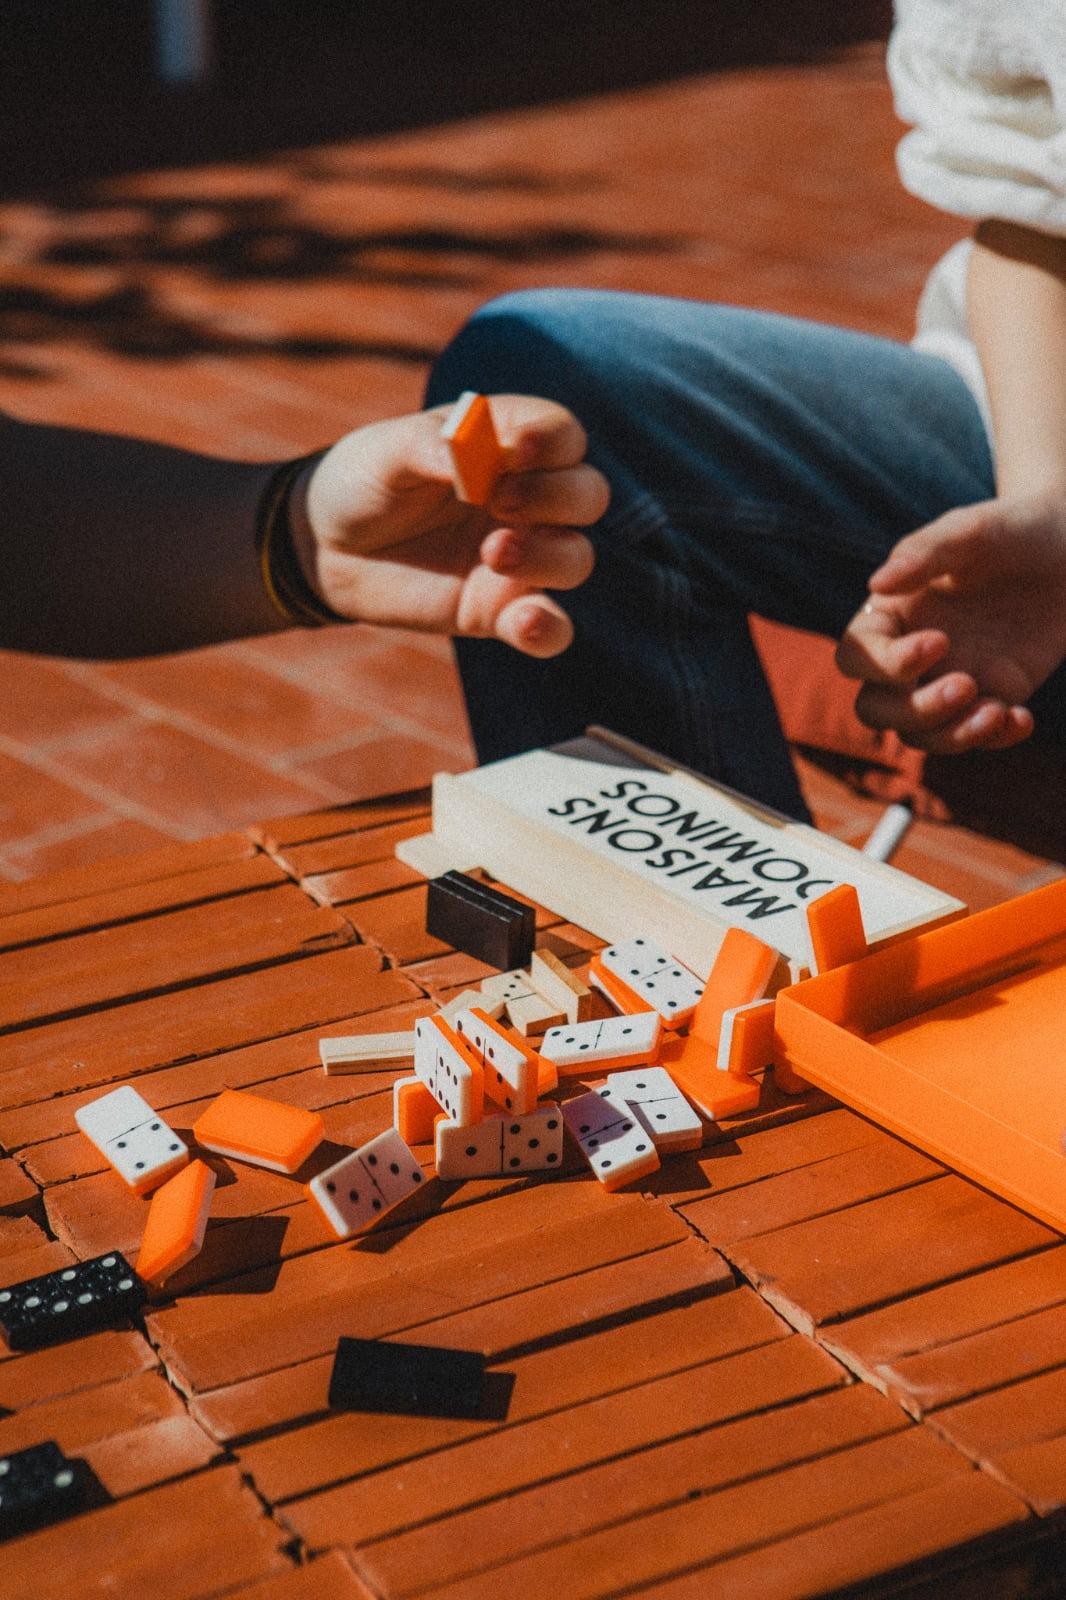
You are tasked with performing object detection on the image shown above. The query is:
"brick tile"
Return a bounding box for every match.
[291,642,470,740]
[0,750,100,847]
[0,829,257,918]
[0,653,131,747]
[294,730,472,803]
[52,721,334,835]
[0,816,178,881]
[92,649,381,758]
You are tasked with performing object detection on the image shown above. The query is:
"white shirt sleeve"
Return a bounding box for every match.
[888,0,1066,236]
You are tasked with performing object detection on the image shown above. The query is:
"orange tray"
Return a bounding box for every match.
[774,878,1066,1232]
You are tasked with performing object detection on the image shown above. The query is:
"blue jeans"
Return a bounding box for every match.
[426,290,1002,822]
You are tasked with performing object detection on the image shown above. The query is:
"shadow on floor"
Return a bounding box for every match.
[4,0,891,194]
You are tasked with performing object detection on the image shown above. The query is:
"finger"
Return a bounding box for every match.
[854,671,979,736]
[868,502,999,594]
[494,592,574,657]
[488,396,591,472]
[489,465,610,528]
[836,609,949,686]
[480,526,595,591]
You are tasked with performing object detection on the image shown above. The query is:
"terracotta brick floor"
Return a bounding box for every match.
[0,44,1059,903]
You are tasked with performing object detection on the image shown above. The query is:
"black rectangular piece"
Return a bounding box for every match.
[0,1252,146,1352]
[426,871,534,970]
[329,1336,488,1419]
[0,1441,94,1541]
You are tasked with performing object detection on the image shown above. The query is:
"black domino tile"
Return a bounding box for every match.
[329,1336,488,1419]
[0,1252,146,1352]
[0,1441,98,1541]
[426,871,534,970]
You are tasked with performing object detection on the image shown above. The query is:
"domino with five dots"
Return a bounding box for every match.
[592,937,705,1028]
[0,1252,146,1351]
[75,1085,189,1196]
[435,1101,563,1180]
[538,1011,661,1076]
[562,1085,660,1191]
[450,1006,540,1115]
[308,1128,425,1238]
[605,1066,704,1152]
[414,1014,485,1125]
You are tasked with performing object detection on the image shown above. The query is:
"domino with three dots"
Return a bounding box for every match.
[538,1011,661,1076]
[75,1085,189,1196]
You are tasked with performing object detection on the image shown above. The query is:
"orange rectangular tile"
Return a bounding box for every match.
[149,1191,682,1393]
[0,1157,37,1214]
[193,1088,324,1174]
[412,1427,973,1600]
[0,1464,286,1600]
[52,721,333,835]
[251,793,430,853]
[0,828,258,919]
[205,1284,781,1452]
[0,1369,188,1458]
[136,1159,217,1287]
[225,1553,379,1600]
[360,1385,907,1599]
[0,882,350,1031]
[0,996,432,1152]
[643,1474,1028,1600]
[819,1244,1066,1400]
[0,853,285,953]
[0,944,417,1100]
[930,1366,1066,1462]
[302,855,423,907]
[0,1331,156,1413]
[281,815,430,878]
[281,1335,846,1553]
[681,1138,942,1247]
[724,1176,1057,1334]
[82,1412,221,1499]
[93,649,382,758]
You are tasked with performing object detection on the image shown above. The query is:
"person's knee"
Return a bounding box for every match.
[426,288,614,407]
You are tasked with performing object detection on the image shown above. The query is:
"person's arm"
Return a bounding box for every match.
[0,397,607,659]
[836,224,1066,754]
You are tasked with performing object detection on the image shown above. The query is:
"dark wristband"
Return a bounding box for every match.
[255,450,344,627]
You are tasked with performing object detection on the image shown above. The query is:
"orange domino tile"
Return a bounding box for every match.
[658,1033,761,1120]
[441,391,506,505]
[805,882,868,974]
[691,927,783,1046]
[194,1089,324,1173]
[394,1076,440,1145]
[136,1159,217,1287]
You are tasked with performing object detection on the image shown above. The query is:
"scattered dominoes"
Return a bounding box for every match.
[529,948,593,1023]
[591,937,705,1028]
[606,1066,704,1152]
[0,1252,146,1352]
[319,1031,416,1074]
[0,1441,94,1542]
[562,1086,660,1191]
[75,1086,189,1196]
[329,1335,488,1418]
[193,1088,323,1174]
[136,1159,216,1288]
[426,870,535,971]
[435,1102,563,1180]
[480,969,565,1037]
[308,1128,425,1238]
[441,390,506,505]
[414,1014,484,1125]
[539,1011,661,1075]
[451,1006,540,1115]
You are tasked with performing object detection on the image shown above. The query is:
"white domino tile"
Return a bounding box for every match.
[539,1012,661,1072]
[562,1086,659,1190]
[414,1015,482,1125]
[599,937,704,1026]
[451,1007,538,1114]
[435,1117,504,1180]
[76,1087,188,1196]
[501,1102,563,1173]
[309,1129,424,1238]
[606,1067,704,1152]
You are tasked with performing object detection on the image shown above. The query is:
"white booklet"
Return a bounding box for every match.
[397,728,962,974]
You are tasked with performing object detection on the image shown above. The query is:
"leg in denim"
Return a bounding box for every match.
[426,290,996,819]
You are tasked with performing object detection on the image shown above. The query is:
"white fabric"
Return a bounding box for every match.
[888,0,1066,428]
